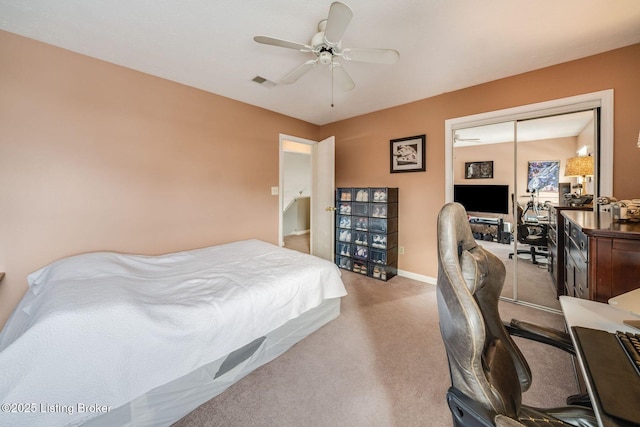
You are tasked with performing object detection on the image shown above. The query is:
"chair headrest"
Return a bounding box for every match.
[460,246,489,294]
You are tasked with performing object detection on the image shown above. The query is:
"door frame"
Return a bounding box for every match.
[279,134,317,247]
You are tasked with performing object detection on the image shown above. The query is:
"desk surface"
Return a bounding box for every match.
[560,296,640,427]
[562,210,640,240]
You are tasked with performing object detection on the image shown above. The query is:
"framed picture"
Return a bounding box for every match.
[527,160,559,192]
[390,134,426,173]
[465,161,493,179]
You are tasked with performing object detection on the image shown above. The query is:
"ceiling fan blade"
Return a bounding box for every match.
[342,48,400,64]
[253,36,311,52]
[324,1,353,45]
[331,62,355,91]
[280,59,318,84]
[454,133,481,142]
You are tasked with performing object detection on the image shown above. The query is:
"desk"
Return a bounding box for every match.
[560,296,640,427]
[468,216,510,244]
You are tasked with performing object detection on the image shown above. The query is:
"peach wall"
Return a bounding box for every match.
[321,43,640,280]
[0,31,318,327]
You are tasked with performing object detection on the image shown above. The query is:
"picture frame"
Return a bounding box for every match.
[390,134,426,173]
[527,160,560,192]
[465,161,493,179]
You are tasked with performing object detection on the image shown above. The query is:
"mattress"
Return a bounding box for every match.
[84,297,341,426]
[0,239,346,426]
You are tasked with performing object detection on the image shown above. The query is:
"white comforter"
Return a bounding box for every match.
[0,239,346,427]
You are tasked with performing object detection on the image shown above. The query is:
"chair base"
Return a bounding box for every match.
[508,246,548,265]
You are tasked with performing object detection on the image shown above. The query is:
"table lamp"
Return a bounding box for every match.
[564,156,594,195]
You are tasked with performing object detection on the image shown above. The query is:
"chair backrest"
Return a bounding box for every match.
[436,202,533,419]
[515,203,530,242]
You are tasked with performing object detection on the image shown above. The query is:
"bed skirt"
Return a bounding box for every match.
[83,297,342,426]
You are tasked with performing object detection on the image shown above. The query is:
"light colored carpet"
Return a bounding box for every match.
[173,272,577,427]
[479,240,560,311]
[286,233,560,310]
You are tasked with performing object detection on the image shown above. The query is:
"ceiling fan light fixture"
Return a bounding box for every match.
[253,1,398,92]
[318,50,333,65]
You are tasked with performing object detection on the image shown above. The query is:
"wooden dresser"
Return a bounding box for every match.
[547,204,590,298]
[562,210,640,303]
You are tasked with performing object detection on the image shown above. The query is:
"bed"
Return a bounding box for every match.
[0,239,347,427]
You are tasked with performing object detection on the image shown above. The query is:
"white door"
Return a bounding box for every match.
[311,136,335,260]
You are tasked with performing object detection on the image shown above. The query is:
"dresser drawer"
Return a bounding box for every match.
[548,225,557,245]
[573,252,588,298]
[564,247,576,297]
[569,224,589,261]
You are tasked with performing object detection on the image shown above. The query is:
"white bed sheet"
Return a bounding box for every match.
[0,239,346,427]
[85,298,341,427]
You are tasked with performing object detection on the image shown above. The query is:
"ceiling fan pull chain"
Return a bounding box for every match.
[331,59,335,107]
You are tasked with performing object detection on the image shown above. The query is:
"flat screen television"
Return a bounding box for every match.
[454,184,509,215]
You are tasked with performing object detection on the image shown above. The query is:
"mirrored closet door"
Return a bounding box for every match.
[452,110,598,311]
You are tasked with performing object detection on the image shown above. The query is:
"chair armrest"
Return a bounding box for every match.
[504,319,575,355]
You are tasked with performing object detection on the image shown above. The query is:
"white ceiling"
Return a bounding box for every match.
[1,0,639,126]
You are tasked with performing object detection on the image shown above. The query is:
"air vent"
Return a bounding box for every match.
[252,75,276,88]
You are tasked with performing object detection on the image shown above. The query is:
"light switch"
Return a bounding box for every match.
[271,187,279,195]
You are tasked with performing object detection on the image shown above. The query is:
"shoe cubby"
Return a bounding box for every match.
[338,215,352,229]
[353,231,368,245]
[368,217,398,234]
[352,260,368,275]
[368,264,397,281]
[335,187,399,281]
[369,232,397,250]
[337,255,352,270]
[369,247,398,265]
[353,245,368,260]
[337,188,353,201]
[338,202,352,215]
[354,188,370,202]
[336,242,352,257]
[353,217,368,231]
[337,229,353,243]
[370,202,398,219]
[353,202,369,216]
[370,188,398,203]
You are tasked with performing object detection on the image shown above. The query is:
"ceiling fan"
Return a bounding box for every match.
[454,133,481,143]
[253,1,399,96]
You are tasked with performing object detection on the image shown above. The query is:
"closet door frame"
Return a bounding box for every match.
[445,90,613,203]
[445,90,613,310]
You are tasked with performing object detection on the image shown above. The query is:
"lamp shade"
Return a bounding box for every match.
[565,156,594,177]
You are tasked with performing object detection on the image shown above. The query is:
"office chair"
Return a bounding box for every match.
[508,203,549,265]
[436,202,596,427]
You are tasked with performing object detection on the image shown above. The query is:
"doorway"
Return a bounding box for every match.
[279,134,335,261]
[281,141,312,253]
[445,90,613,311]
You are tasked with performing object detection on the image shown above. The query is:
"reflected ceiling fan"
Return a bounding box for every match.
[253,1,399,102]
[454,133,481,143]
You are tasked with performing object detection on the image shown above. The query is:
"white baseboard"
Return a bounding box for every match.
[397,269,437,286]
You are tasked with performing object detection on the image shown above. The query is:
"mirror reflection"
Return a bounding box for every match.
[452,111,596,311]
